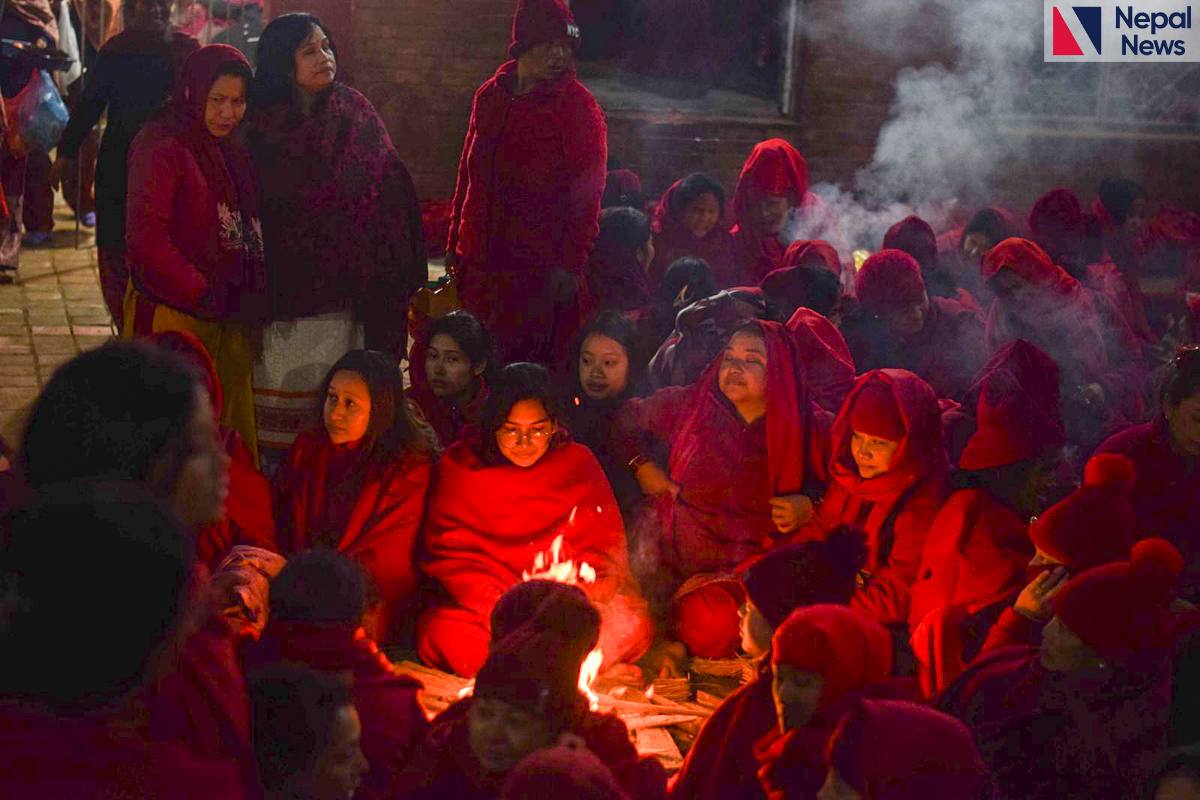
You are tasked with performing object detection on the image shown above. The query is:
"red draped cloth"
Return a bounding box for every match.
[243,83,426,353]
[784,307,856,414]
[795,370,949,627]
[417,437,651,676]
[649,178,740,289]
[244,622,429,800]
[447,61,607,366]
[274,430,433,637]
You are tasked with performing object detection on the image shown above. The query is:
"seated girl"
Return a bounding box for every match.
[612,320,831,659]
[274,349,434,641]
[409,310,495,448]
[795,369,949,629]
[585,207,654,315]
[418,362,653,678]
[648,172,738,289]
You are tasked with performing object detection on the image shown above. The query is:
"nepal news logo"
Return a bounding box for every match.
[1046,3,1197,60]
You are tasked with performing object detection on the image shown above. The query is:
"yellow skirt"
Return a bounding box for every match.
[122,284,259,466]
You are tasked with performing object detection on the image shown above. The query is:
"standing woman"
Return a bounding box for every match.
[124,44,265,458]
[52,0,198,327]
[245,13,426,463]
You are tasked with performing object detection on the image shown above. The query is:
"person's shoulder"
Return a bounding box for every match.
[1094,420,1158,458]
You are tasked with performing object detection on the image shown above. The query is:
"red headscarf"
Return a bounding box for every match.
[1029,188,1086,267]
[771,604,893,716]
[731,139,811,282]
[882,216,938,272]
[785,308,856,414]
[146,329,223,415]
[783,239,842,278]
[854,249,927,316]
[158,45,265,312]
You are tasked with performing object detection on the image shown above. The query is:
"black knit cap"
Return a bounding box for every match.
[739,527,868,628]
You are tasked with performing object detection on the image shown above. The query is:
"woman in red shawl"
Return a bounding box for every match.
[784,308,856,415]
[245,13,425,461]
[274,349,435,642]
[585,207,654,315]
[753,605,896,800]
[418,362,652,677]
[981,237,1148,449]
[669,532,866,800]
[842,250,987,401]
[1094,346,1200,602]
[817,699,988,800]
[147,329,276,569]
[409,310,495,449]
[612,320,831,658]
[124,44,264,457]
[446,0,607,367]
[794,370,949,629]
[938,539,1182,800]
[731,139,827,285]
[649,172,739,289]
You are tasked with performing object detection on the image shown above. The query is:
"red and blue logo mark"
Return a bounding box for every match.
[1053,6,1103,54]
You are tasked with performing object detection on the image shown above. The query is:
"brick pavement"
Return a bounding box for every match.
[0,199,113,447]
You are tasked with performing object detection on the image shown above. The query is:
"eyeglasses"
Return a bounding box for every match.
[496,426,554,447]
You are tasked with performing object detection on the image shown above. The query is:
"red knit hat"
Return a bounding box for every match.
[958,340,1064,471]
[827,699,988,800]
[1052,537,1183,659]
[1028,454,1136,572]
[509,0,580,58]
[771,605,892,715]
[673,581,743,659]
[882,216,938,271]
[501,742,630,800]
[848,378,907,442]
[854,249,926,316]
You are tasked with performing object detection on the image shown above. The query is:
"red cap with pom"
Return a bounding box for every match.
[1052,538,1183,659]
[1028,454,1136,572]
[509,0,580,59]
[854,249,927,317]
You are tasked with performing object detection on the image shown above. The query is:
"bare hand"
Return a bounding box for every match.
[635,461,680,499]
[769,494,814,534]
[443,250,458,275]
[49,156,73,191]
[1014,566,1068,621]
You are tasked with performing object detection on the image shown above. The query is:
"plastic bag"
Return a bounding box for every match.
[13,70,68,155]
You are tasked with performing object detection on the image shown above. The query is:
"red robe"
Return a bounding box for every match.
[1094,418,1200,601]
[907,489,1031,632]
[938,646,1172,800]
[274,430,433,637]
[417,437,651,676]
[447,60,607,366]
[649,177,740,289]
[785,307,856,414]
[243,622,429,800]
[795,370,950,627]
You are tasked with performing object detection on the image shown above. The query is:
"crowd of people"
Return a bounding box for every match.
[3,0,1200,797]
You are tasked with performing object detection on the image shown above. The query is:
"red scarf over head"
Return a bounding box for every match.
[785,307,856,414]
[731,139,810,282]
[783,238,842,278]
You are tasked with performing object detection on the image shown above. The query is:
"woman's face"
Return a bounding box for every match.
[881,293,930,339]
[294,24,337,95]
[850,431,901,479]
[771,663,825,733]
[1166,393,1200,457]
[294,705,369,800]
[682,192,721,239]
[324,370,372,445]
[579,333,630,401]
[719,332,768,407]
[961,232,994,272]
[817,769,863,800]
[739,600,774,659]
[426,333,481,399]
[760,196,792,236]
[496,399,556,468]
[204,74,247,138]
[1039,614,1098,673]
[467,697,554,775]
[170,386,231,528]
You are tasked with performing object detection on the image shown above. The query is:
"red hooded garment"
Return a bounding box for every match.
[146,330,275,569]
[730,139,827,285]
[417,437,651,677]
[753,605,896,800]
[785,308,856,415]
[274,430,433,638]
[783,239,842,279]
[648,178,740,289]
[795,370,949,627]
[982,238,1147,439]
[243,622,429,800]
[446,5,607,366]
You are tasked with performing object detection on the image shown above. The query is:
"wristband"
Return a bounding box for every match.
[627,454,650,474]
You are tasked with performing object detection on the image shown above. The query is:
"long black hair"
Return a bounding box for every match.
[478,362,565,466]
[250,12,338,108]
[572,309,647,400]
[421,309,498,386]
[667,172,726,221]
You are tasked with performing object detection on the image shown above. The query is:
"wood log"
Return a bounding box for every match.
[623,714,701,731]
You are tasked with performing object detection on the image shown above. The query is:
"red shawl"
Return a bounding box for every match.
[670,674,775,800]
[244,83,426,338]
[649,177,740,289]
[730,139,818,284]
[784,307,856,414]
[420,438,633,615]
[782,238,842,278]
[274,430,433,628]
[133,45,265,318]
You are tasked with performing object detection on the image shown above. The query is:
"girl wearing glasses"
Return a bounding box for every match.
[418,362,653,679]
